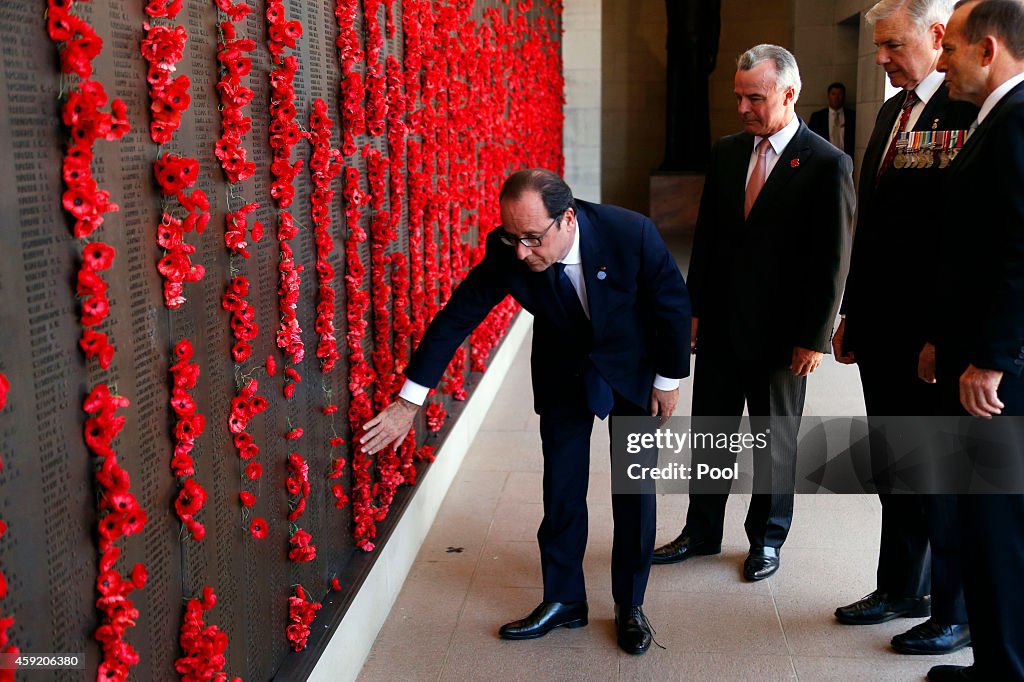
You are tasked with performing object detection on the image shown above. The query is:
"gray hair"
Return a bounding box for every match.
[865,0,956,29]
[737,44,803,100]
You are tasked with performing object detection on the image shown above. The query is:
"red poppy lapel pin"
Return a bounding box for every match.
[790,158,800,168]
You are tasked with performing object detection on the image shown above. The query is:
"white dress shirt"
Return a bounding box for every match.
[746,115,801,188]
[829,107,845,149]
[977,71,1024,126]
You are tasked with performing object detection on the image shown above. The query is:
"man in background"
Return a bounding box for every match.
[832,0,976,657]
[809,81,857,154]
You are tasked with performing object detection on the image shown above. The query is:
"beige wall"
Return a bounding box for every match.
[711,0,794,143]
[600,0,667,213]
[564,0,603,202]
[595,0,894,213]
[600,0,795,214]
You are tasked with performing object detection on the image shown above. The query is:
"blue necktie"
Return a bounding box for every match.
[552,263,614,418]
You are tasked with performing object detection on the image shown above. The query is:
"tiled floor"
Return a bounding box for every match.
[359,334,973,681]
[360,236,973,680]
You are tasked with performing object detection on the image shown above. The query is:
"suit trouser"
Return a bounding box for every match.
[857,344,966,624]
[537,391,656,607]
[944,373,1024,679]
[683,341,806,549]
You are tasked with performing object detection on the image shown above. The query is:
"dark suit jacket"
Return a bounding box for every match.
[404,199,692,413]
[842,85,978,353]
[688,120,855,365]
[936,81,1024,383]
[809,107,856,154]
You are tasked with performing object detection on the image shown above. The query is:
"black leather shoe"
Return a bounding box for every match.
[651,533,721,565]
[927,665,979,681]
[834,591,931,625]
[892,620,971,655]
[498,601,588,640]
[742,546,779,581]
[615,604,653,655]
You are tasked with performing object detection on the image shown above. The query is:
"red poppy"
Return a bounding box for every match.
[172,339,193,361]
[96,569,125,597]
[129,563,148,590]
[239,379,259,399]
[174,478,207,518]
[119,509,147,538]
[231,341,252,362]
[177,188,209,214]
[144,0,183,18]
[249,517,267,539]
[288,542,316,563]
[95,457,131,493]
[245,462,262,481]
[82,242,116,271]
[224,2,249,21]
[287,497,307,523]
[62,186,100,220]
[60,34,103,78]
[170,363,199,389]
[227,415,246,435]
[331,484,349,509]
[239,491,256,507]
[47,9,81,42]
[170,452,195,477]
[184,518,206,541]
[153,153,199,195]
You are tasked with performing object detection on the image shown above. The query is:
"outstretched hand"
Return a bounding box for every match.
[360,398,419,454]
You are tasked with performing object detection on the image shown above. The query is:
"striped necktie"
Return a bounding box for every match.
[877,89,919,180]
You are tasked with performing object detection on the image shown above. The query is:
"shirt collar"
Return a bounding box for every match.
[914,70,946,106]
[978,71,1024,125]
[754,115,800,155]
[558,214,582,266]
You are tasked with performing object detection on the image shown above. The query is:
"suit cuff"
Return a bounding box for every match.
[653,374,680,391]
[399,379,430,406]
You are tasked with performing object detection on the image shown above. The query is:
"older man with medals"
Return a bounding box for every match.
[831,0,979,657]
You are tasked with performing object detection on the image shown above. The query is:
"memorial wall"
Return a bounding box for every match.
[0,0,562,678]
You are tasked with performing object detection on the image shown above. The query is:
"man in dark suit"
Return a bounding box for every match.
[360,169,692,655]
[809,81,857,154]
[831,0,975,657]
[926,1,1024,679]
[652,44,855,581]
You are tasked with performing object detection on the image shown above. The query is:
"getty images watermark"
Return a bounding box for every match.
[623,427,770,482]
[609,416,1024,495]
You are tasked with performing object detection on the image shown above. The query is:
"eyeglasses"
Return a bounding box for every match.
[499,212,563,248]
